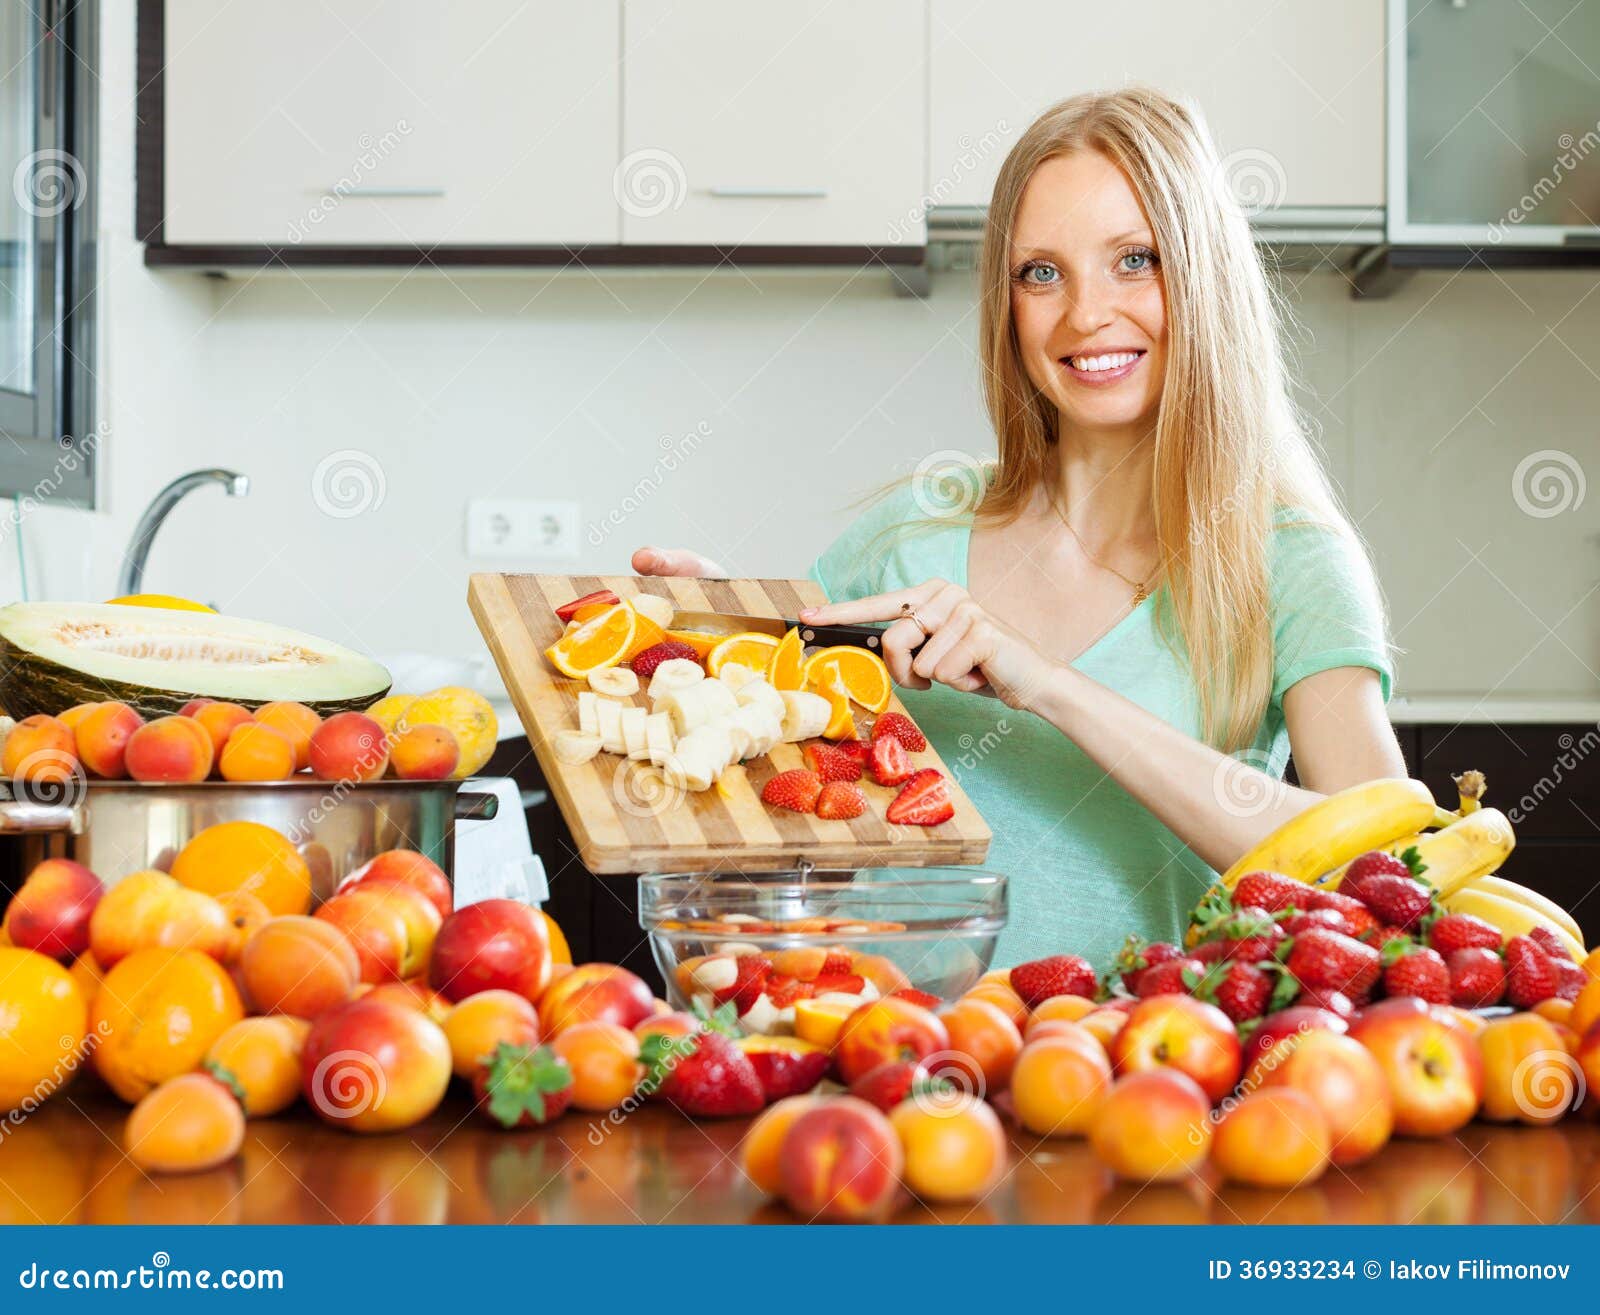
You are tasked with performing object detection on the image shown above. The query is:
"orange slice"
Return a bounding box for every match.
[794,998,857,1049]
[666,629,721,660]
[544,602,636,678]
[768,626,805,691]
[706,631,780,678]
[571,600,663,660]
[811,660,856,740]
[803,646,891,714]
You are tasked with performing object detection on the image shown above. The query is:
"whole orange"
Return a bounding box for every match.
[0,948,88,1112]
[170,820,312,916]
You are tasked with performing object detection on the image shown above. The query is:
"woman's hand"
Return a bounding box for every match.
[631,546,728,578]
[800,579,1060,710]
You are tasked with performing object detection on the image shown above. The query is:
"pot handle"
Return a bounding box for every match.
[0,800,84,834]
[454,791,499,822]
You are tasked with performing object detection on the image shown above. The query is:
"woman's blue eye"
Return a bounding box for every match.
[1119,248,1157,273]
[1019,262,1059,284]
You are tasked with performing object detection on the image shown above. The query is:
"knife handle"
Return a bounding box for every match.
[794,621,925,658]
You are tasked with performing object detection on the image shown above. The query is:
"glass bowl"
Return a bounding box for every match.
[638,868,1006,1035]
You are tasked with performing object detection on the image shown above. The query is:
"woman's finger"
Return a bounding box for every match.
[910,608,971,682]
[879,616,931,687]
[631,546,726,578]
[799,579,943,626]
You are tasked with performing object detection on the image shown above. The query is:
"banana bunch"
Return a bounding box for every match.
[1442,879,1586,962]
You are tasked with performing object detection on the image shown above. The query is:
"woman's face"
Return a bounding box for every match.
[1008,150,1167,436]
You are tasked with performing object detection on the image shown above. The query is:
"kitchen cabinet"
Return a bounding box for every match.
[928,0,1385,211]
[156,0,620,246]
[619,0,928,247]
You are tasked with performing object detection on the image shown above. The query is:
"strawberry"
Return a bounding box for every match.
[1427,912,1503,955]
[644,1028,766,1118]
[1010,954,1096,1006]
[885,769,953,826]
[1280,908,1356,939]
[1382,944,1451,1004]
[1446,947,1506,1007]
[1304,889,1381,941]
[1192,940,1227,965]
[1365,923,1413,948]
[1231,871,1306,913]
[820,951,856,975]
[890,988,943,1010]
[1552,957,1588,1001]
[867,734,913,787]
[630,640,701,680]
[803,741,862,783]
[554,589,619,622]
[834,738,872,768]
[1340,847,1422,897]
[1214,909,1287,962]
[714,955,771,1015]
[1285,928,1381,999]
[811,972,866,996]
[472,1042,574,1127]
[1356,872,1432,931]
[1295,985,1355,1017]
[814,780,867,819]
[761,768,822,813]
[1134,957,1204,998]
[1504,935,1557,1008]
[1528,925,1576,963]
[736,1036,831,1101]
[1115,936,1183,990]
[765,974,813,1008]
[871,711,927,753]
[1196,960,1291,1023]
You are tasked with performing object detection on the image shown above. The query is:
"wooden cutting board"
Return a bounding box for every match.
[468,573,991,874]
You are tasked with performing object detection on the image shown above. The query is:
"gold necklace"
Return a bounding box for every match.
[1053,500,1157,606]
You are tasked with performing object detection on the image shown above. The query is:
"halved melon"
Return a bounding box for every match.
[0,602,391,720]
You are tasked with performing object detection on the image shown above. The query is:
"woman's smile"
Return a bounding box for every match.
[1059,347,1147,386]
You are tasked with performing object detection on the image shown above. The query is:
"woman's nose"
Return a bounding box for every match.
[1061,282,1116,338]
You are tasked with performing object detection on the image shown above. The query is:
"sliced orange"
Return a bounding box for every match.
[811,661,857,740]
[768,626,805,691]
[706,631,779,678]
[571,601,662,660]
[544,602,636,678]
[793,998,857,1049]
[803,646,891,714]
[666,629,722,660]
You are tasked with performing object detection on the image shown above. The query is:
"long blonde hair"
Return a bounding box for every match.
[976,87,1367,753]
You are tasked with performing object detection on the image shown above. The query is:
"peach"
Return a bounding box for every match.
[72,702,144,778]
[351,883,441,979]
[1110,994,1242,1104]
[125,1073,245,1174]
[204,1015,309,1117]
[536,962,654,1036]
[939,995,1024,1094]
[56,702,97,730]
[1255,1030,1392,1165]
[251,701,320,771]
[1478,1012,1580,1125]
[1348,997,1483,1137]
[88,869,231,967]
[314,891,412,983]
[1089,1070,1213,1182]
[1026,994,1098,1032]
[1078,1007,1130,1050]
[779,1096,904,1222]
[634,1010,698,1043]
[341,850,452,921]
[217,890,271,964]
[390,724,460,781]
[360,979,451,1024]
[889,1092,1007,1203]
[1009,1029,1114,1137]
[3,858,103,962]
[1211,1088,1330,1187]
[177,698,214,717]
[550,1020,644,1112]
[1,714,77,784]
[124,715,213,783]
[740,1094,819,1196]
[834,997,951,1085]
[240,915,361,1018]
[442,989,542,1079]
[218,721,295,782]
[308,711,390,783]
[1572,976,1600,1038]
[429,899,553,1004]
[961,981,1029,1030]
[1575,1021,1600,1115]
[302,998,451,1133]
[190,701,253,758]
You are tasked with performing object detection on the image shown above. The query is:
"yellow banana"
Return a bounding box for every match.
[1405,807,1516,899]
[1470,874,1584,947]
[1220,777,1439,889]
[1440,886,1586,962]
[1452,769,1486,815]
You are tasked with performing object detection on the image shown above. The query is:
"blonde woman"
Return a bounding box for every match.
[634,88,1403,968]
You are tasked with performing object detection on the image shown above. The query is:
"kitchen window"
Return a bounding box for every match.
[0,0,96,506]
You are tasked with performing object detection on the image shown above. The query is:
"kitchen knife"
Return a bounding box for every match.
[668,609,896,653]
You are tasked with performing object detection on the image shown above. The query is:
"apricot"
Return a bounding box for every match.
[740,1094,819,1195]
[550,1020,644,1112]
[308,711,390,783]
[1255,1031,1392,1165]
[961,981,1029,1031]
[218,721,295,782]
[359,979,452,1024]
[170,820,312,917]
[1211,1088,1331,1188]
[205,1016,309,1117]
[1478,1012,1580,1125]
[443,990,542,1079]
[217,890,272,963]
[1026,994,1098,1032]
[125,1073,245,1173]
[1533,997,1574,1026]
[251,701,321,771]
[56,702,97,730]
[1078,1008,1130,1050]
[240,915,361,1018]
[939,995,1024,1095]
[1009,1029,1114,1137]
[2,714,78,785]
[88,869,232,967]
[72,702,144,778]
[124,715,213,783]
[389,724,460,781]
[190,701,253,758]
[779,1096,904,1222]
[1089,1070,1213,1182]
[889,1092,1007,1204]
[1572,976,1600,1038]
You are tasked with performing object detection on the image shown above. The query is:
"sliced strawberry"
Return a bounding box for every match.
[820,952,856,975]
[815,781,867,819]
[890,988,942,1009]
[835,739,872,768]
[765,974,814,1008]
[630,640,701,680]
[713,956,772,1015]
[871,711,927,753]
[811,972,866,996]
[761,769,822,813]
[868,735,912,787]
[555,589,619,622]
[804,741,863,783]
[885,768,952,826]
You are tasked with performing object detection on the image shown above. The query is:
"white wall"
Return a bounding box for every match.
[8,0,1600,705]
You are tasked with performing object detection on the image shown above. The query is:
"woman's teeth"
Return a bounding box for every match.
[1068,351,1141,372]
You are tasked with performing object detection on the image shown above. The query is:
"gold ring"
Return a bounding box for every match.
[900,602,928,635]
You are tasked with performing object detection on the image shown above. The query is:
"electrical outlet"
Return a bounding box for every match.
[465,499,581,559]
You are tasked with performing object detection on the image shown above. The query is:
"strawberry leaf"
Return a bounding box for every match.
[1399,845,1429,881]
[481,1043,572,1128]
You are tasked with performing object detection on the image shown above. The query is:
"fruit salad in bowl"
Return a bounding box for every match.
[638,869,1006,1036]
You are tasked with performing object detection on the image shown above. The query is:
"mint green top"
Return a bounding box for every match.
[810,484,1393,973]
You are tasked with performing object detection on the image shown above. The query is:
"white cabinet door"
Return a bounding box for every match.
[162,0,620,246]
[620,0,928,247]
[930,0,1385,211]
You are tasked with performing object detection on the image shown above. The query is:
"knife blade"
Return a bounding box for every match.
[667,609,892,653]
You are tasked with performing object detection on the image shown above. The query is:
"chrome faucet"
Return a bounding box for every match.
[117,469,251,597]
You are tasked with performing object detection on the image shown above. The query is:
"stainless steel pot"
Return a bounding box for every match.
[0,778,497,902]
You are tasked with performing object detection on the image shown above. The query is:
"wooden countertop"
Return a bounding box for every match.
[6,1090,1599,1225]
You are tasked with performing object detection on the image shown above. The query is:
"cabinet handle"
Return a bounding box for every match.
[331,186,447,199]
[707,186,828,199]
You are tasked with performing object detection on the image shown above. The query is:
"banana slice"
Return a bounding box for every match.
[780,690,831,742]
[631,593,674,629]
[645,711,675,767]
[588,667,639,698]
[723,718,753,760]
[669,725,735,790]
[596,697,626,755]
[577,691,599,737]
[660,681,738,735]
[735,677,785,721]
[730,703,782,759]
[621,706,648,759]
[648,658,705,700]
[717,661,759,690]
[551,730,603,765]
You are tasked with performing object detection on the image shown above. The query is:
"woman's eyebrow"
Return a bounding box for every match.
[1010,230,1155,261]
